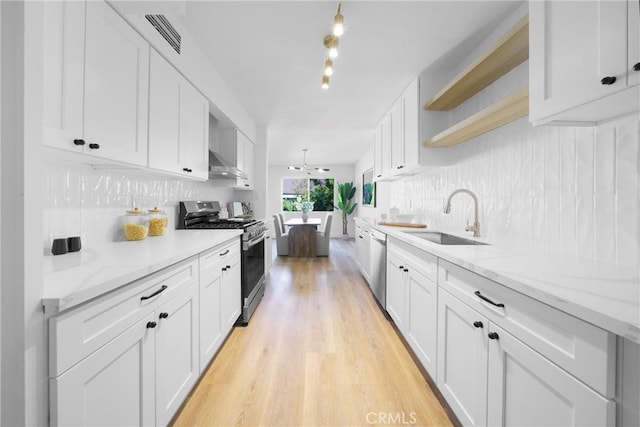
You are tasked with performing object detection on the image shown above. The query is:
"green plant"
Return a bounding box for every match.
[333,181,357,235]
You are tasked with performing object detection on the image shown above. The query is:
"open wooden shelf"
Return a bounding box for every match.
[424,86,529,147]
[424,16,529,111]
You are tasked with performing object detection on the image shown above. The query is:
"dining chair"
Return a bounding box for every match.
[315,214,332,256]
[273,215,289,256]
[278,213,287,232]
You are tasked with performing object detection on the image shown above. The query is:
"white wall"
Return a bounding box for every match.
[268,164,356,238]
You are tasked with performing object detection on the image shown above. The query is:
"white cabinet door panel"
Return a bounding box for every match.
[487,324,615,427]
[406,268,438,378]
[628,0,640,87]
[437,289,488,427]
[181,84,209,180]
[50,315,155,427]
[386,250,407,332]
[199,270,223,370]
[148,50,182,173]
[83,1,149,165]
[390,99,405,173]
[155,285,199,426]
[43,0,85,151]
[220,252,241,333]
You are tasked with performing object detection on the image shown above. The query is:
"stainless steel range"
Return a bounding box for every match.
[178,201,267,325]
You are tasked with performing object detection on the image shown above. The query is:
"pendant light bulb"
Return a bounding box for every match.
[321,75,330,89]
[333,12,344,36]
[324,59,334,76]
[324,35,339,59]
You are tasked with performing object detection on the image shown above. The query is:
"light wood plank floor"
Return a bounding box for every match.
[173,239,453,427]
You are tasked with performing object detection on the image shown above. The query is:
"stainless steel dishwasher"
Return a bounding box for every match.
[369,228,387,309]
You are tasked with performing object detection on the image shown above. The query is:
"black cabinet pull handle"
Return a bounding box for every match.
[376,174,382,178]
[634,63,640,71]
[73,139,85,146]
[473,321,484,328]
[396,165,404,169]
[474,291,505,308]
[146,321,157,329]
[403,268,409,272]
[600,76,617,85]
[159,312,169,319]
[140,285,168,301]
[222,267,227,272]
[88,143,100,149]
[244,184,250,187]
[398,265,404,269]
[183,168,189,172]
[220,250,230,256]
[488,332,500,340]
[226,265,231,269]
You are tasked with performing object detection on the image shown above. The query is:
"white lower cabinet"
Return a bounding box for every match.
[355,221,371,283]
[198,239,241,371]
[50,314,156,426]
[155,286,199,426]
[385,248,407,332]
[487,324,615,427]
[437,289,488,427]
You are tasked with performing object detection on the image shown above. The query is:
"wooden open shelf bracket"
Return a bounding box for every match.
[424,86,529,148]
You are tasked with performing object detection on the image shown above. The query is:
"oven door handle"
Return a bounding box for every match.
[243,233,266,250]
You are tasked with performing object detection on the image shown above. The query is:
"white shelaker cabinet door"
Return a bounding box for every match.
[403,78,420,170]
[381,115,392,178]
[487,324,616,427]
[181,83,209,180]
[241,139,254,189]
[373,127,382,180]
[50,315,155,427]
[386,250,407,332]
[406,267,438,379]
[155,286,199,426]
[83,1,149,165]
[43,0,85,152]
[529,0,629,123]
[629,0,640,87]
[199,269,223,371]
[148,50,182,174]
[390,99,405,174]
[437,289,488,427]
[220,251,241,333]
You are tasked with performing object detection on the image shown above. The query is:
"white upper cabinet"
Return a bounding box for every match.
[374,77,422,180]
[83,1,149,165]
[148,50,209,180]
[44,0,150,165]
[219,128,255,190]
[530,0,640,125]
[43,1,85,152]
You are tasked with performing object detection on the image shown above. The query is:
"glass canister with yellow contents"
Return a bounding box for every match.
[147,207,168,236]
[122,207,149,241]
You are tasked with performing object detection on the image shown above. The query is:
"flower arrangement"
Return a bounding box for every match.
[294,196,314,213]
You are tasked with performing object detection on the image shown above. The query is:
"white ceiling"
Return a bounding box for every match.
[177,1,521,167]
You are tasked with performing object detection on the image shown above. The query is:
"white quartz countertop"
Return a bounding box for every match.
[43,230,242,314]
[374,224,640,343]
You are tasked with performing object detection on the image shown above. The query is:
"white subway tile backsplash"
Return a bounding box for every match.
[615,120,639,196]
[575,127,595,196]
[595,126,616,195]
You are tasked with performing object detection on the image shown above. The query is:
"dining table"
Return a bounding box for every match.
[283,218,322,257]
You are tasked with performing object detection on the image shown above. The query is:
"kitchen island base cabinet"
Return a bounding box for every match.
[437,289,488,427]
[50,315,156,426]
[487,324,615,427]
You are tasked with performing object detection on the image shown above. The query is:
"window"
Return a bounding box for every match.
[282,178,334,212]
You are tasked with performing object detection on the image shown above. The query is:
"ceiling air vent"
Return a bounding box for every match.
[145,15,181,54]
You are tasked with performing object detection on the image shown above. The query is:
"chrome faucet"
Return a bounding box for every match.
[443,188,481,237]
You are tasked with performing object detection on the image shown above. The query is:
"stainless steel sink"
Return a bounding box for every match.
[405,232,490,246]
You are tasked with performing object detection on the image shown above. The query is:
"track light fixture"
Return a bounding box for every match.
[320,1,344,89]
[333,1,344,36]
[324,35,339,59]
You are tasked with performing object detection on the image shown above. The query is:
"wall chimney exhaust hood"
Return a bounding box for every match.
[209,150,248,180]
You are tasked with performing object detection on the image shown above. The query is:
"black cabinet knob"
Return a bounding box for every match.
[403,268,409,272]
[88,143,100,149]
[159,312,169,319]
[244,184,250,187]
[600,76,617,85]
[222,267,227,272]
[73,139,86,146]
[488,332,500,340]
[473,321,484,328]
[146,321,157,329]
[226,265,231,269]
[633,62,640,72]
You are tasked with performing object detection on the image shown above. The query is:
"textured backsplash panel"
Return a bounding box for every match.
[389,116,639,267]
[43,162,236,252]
